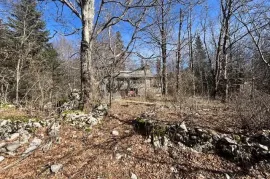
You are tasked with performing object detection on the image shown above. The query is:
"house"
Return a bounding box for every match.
[114,65,158,97]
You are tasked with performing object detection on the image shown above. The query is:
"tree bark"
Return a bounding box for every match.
[176,9,183,93]
[188,6,195,96]
[80,0,96,112]
[221,0,232,103]
[161,0,167,96]
[15,58,21,104]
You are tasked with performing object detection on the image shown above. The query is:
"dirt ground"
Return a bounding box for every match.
[0,98,269,179]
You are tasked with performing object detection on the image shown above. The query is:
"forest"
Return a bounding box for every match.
[0,0,270,178]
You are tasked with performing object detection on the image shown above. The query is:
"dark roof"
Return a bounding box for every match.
[116,67,154,79]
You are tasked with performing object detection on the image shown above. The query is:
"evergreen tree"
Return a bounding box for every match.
[193,36,208,95]
[0,19,14,103]
[5,0,53,104]
[7,0,49,56]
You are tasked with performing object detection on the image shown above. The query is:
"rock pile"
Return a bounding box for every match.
[133,115,270,165]
[0,118,48,158]
[60,89,81,111]
[0,118,47,140]
[61,104,108,130]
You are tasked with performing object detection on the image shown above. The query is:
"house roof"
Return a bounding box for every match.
[116,66,155,79]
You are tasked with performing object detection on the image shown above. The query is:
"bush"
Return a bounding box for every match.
[233,89,270,131]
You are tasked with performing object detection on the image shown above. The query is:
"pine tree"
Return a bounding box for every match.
[194,36,208,95]
[6,0,51,103]
[8,0,49,56]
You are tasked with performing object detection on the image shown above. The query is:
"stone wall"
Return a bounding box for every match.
[133,114,270,166]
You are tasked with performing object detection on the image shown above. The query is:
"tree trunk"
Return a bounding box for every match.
[221,0,232,103]
[161,0,167,96]
[80,0,96,112]
[176,9,183,93]
[187,6,195,96]
[15,58,21,104]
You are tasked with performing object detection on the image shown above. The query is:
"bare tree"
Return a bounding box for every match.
[48,0,154,111]
[176,8,184,93]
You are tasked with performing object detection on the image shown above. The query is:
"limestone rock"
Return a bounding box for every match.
[18,129,31,144]
[49,122,60,137]
[87,116,98,125]
[179,121,188,132]
[51,164,63,173]
[97,104,107,111]
[33,122,42,128]
[112,130,119,136]
[153,137,162,148]
[130,172,137,179]
[223,137,237,145]
[225,173,231,179]
[23,137,42,155]
[0,156,4,162]
[5,133,20,141]
[6,141,20,152]
[0,148,7,153]
[0,120,8,127]
[115,153,123,160]
[257,144,268,151]
[0,142,6,148]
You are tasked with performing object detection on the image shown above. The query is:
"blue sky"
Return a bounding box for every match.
[38,0,220,44]
[0,0,220,44]
[0,0,221,65]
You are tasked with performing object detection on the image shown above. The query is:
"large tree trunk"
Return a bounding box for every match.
[221,0,232,103]
[161,0,167,96]
[80,0,97,112]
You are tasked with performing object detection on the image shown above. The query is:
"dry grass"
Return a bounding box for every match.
[0,107,30,120]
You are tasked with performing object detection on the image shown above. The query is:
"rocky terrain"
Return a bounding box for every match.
[0,98,269,178]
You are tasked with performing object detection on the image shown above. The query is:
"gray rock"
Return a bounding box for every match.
[23,145,38,155]
[144,138,151,143]
[6,133,20,141]
[153,137,162,148]
[170,166,178,173]
[112,130,119,136]
[208,130,220,141]
[0,120,8,126]
[97,104,107,111]
[115,153,123,160]
[49,122,60,137]
[87,116,98,125]
[33,122,42,128]
[51,164,63,173]
[257,144,268,151]
[223,137,237,145]
[6,141,20,152]
[0,156,4,162]
[163,136,169,149]
[0,148,7,153]
[130,172,137,179]
[19,131,31,144]
[23,137,42,155]
[225,173,231,179]
[179,121,188,132]
[0,142,6,148]
[124,130,130,134]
